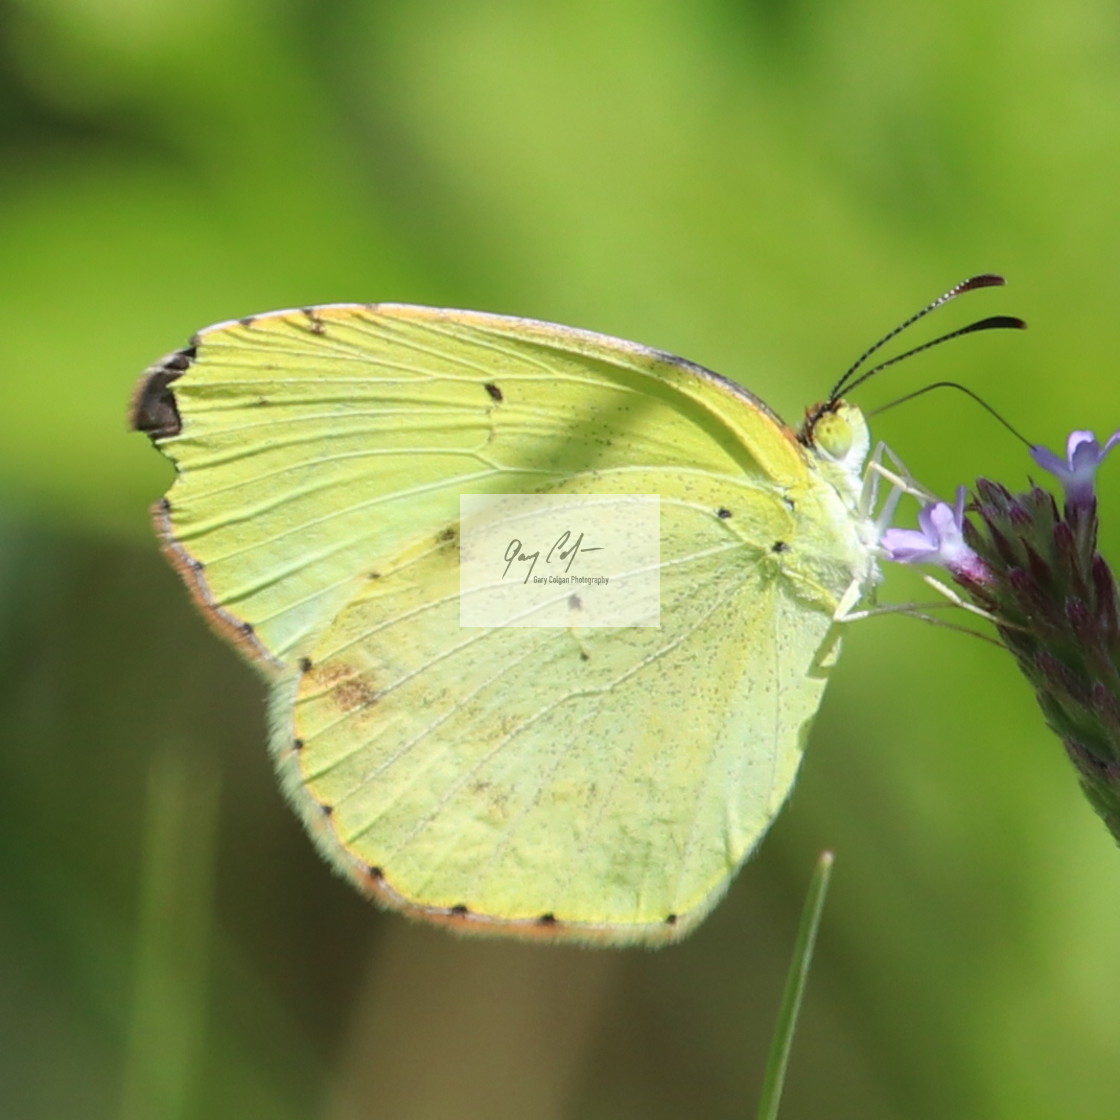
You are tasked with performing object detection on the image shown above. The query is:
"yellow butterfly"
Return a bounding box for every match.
[131,278,1010,944]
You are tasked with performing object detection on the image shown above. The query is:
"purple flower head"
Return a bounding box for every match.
[1030,429,1120,508]
[881,486,990,583]
[964,476,1120,845]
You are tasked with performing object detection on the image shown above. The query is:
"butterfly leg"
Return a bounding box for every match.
[915,573,998,621]
[861,441,937,541]
[835,597,1003,646]
[837,570,998,628]
[832,577,867,622]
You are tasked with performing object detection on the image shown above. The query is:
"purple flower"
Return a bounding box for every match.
[936,434,1120,847]
[881,486,990,583]
[964,476,1120,845]
[1030,429,1120,508]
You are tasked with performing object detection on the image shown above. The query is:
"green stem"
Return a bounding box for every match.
[755,851,834,1120]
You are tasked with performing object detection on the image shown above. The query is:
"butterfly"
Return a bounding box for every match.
[130,279,1007,945]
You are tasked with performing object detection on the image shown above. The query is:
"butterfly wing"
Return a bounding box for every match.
[133,304,871,944]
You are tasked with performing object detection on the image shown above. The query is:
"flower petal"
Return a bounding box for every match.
[1031,428,1120,508]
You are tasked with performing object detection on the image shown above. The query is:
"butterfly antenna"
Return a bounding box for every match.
[869,380,1033,448]
[826,273,1007,404]
[838,314,1027,400]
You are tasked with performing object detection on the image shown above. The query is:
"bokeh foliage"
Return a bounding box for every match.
[3,1,1120,1117]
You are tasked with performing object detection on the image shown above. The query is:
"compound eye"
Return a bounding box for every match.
[812,405,855,462]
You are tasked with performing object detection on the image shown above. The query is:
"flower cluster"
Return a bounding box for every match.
[883,429,1120,843]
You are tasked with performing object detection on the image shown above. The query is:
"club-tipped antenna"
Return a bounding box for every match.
[826,273,1007,405]
[869,380,1033,448]
[838,314,1027,401]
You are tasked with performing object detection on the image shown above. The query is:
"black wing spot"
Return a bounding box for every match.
[367,865,384,880]
[159,497,172,514]
[537,912,558,926]
[238,315,257,328]
[188,557,204,572]
[368,570,382,580]
[579,650,591,662]
[438,527,457,544]
[717,507,732,519]
[450,904,470,916]
[771,540,789,553]
[299,657,313,674]
[321,803,334,817]
[131,350,194,438]
[484,382,503,402]
[665,913,678,926]
[293,738,304,752]
[569,593,582,610]
[239,622,255,637]
[783,496,796,511]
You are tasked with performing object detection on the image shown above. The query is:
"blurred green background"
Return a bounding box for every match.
[4,1,1120,1117]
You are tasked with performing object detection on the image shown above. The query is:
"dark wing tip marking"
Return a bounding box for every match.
[772,540,789,553]
[130,347,196,438]
[664,913,678,925]
[717,507,732,519]
[450,904,470,916]
[438,527,457,544]
[299,657,313,674]
[484,381,503,402]
[166,349,195,371]
[321,803,334,817]
[293,738,304,752]
[537,912,558,926]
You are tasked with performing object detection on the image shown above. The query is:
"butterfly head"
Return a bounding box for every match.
[801,399,870,492]
[796,274,1021,503]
